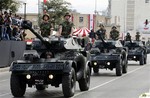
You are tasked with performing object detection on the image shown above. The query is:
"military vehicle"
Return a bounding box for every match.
[10,20,91,97]
[124,40,147,65]
[90,34,128,76]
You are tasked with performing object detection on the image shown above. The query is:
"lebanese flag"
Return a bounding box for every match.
[44,0,47,4]
[88,14,95,30]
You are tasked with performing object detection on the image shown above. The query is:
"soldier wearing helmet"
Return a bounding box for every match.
[135,32,140,41]
[109,26,119,40]
[125,32,131,41]
[40,13,53,37]
[95,24,106,39]
[59,12,74,37]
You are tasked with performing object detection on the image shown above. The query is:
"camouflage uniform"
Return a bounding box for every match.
[135,32,140,41]
[110,29,119,40]
[125,33,131,41]
[40,21,52,37]
[61,21,74,37]
[96,28,106,39]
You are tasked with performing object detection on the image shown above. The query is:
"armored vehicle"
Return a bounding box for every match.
[124,40,147,65]
[10,20,91,97]
[90,34,128,76]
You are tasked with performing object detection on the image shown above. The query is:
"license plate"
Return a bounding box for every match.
[35,79,44,85]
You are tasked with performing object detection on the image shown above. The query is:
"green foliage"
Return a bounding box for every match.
[0,0,20,12]
[43,0,71,27]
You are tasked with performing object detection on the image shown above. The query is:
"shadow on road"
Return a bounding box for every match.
[13,90,66,98]
[91,72,117,77]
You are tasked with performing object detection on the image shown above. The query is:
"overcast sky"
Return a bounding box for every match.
[18,0,108,14]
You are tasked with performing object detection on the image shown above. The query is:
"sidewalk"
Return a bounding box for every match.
[0,67,9,72]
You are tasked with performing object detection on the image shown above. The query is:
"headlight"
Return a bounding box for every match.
[93,62,97,66]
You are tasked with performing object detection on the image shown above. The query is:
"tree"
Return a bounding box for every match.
[43,0,71,29]
[0,0,20,12]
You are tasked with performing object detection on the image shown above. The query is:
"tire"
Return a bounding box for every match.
[78,66,90,91]
[116,59,122,76]
[139,55,144,65]
[10,73,26,97]
[144,54,147,64]
[36,85,46,91]
[122,59,128,74]
[93,66,99,73]
[62,68,76,97]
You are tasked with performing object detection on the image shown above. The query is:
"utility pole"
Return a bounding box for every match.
[24,2,27,20]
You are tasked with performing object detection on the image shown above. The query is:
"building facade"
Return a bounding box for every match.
[110,0,150,40]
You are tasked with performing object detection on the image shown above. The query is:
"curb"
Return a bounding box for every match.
[0,67,9,72]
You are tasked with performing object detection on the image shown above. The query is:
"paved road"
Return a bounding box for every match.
[0,59,149,98]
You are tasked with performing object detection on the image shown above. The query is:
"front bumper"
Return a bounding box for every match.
[90,54,121,67]
[127,52,142,60]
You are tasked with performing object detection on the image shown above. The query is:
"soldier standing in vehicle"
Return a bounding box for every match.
[109,26,119,40]
[59,12,74,37]
[95,24,106,40]
[125,32,131,41]
[135,32,140,41]
[40,13,53,37]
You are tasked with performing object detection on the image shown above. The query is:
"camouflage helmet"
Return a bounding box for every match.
[42,13,50,20]
[136,32,140,35]
[112,26,117,29]
[64,12,71,17]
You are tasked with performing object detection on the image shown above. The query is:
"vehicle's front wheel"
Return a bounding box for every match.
[116,59,122,76]
[78,66,90,91]
[36,85,46,91]
[139,55,144,65]
[62,68,76,97]
[122,59,128,73]
[10,73,26,97]
[144,54,147,64]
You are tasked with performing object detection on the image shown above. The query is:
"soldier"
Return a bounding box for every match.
[109,26,119,40]
[125,32,131,41]
[135,32,140,41]
[40,13,53,37]
[59,12,74,37]
[95,24,106,39]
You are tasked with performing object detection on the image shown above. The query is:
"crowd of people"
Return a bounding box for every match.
[0,11,26,41]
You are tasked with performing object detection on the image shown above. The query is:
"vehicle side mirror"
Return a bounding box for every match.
[21,20,32,29]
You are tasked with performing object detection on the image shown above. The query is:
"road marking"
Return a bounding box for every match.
[73,65,146,97]
[0,93,11,97]
[0,71,10,75]
[0,79,9,83]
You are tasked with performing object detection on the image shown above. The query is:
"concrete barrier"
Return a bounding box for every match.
[0,41,26,68]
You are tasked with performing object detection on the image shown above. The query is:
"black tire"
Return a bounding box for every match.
[139,55,144,65]
[93,66,99,73]
[62,68,76,97]
[10,73,26,97]
[122,59,128,74]
[78,66,90,91]
[144,54,147,64]
[36,85,46,91]
[116,59,122,76]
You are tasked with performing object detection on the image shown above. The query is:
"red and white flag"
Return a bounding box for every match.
[44,0,47,4]
[88,14,95,30]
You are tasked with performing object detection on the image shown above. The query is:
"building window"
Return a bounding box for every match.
[79,17,83,23]
[145,0,149,3]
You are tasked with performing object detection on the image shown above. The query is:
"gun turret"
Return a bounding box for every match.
[21,20,82,51]
[21,20,52,49]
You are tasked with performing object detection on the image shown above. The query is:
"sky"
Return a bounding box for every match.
[18,0,108,14]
